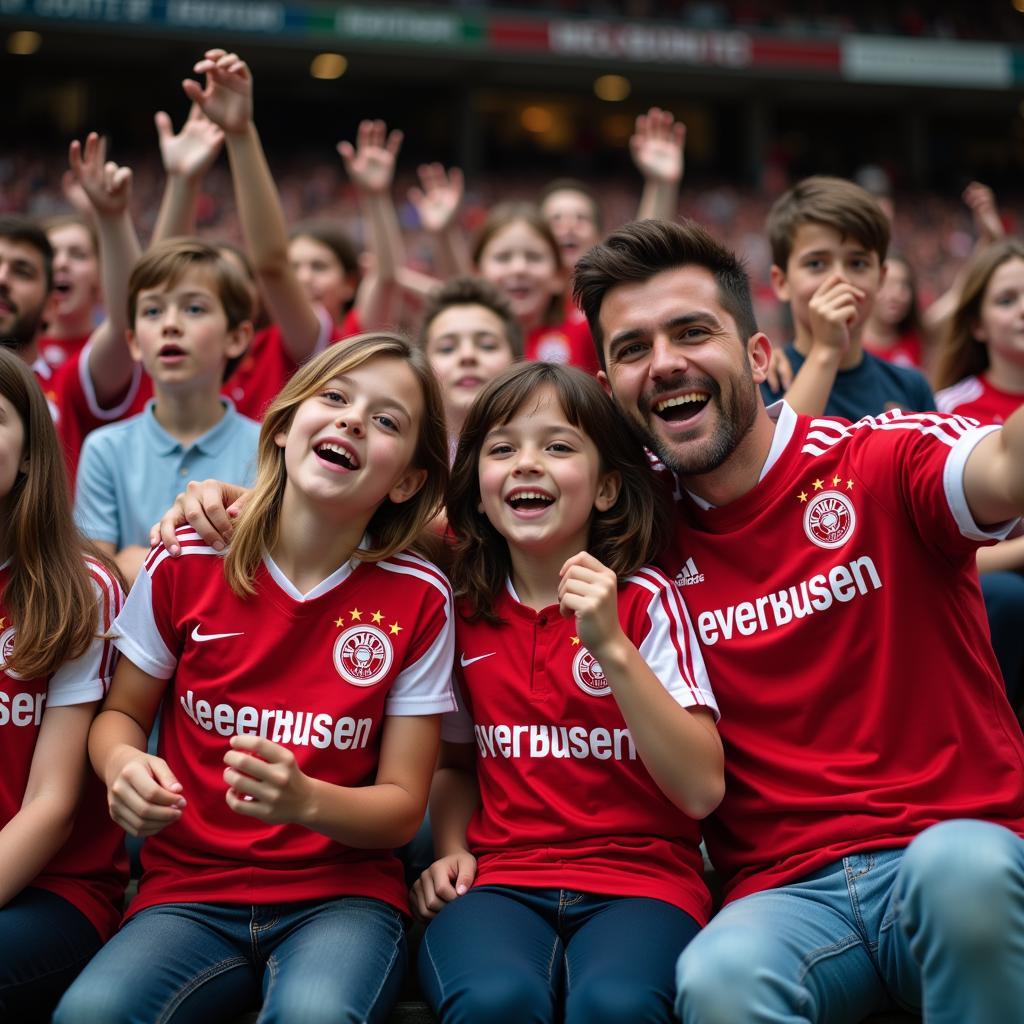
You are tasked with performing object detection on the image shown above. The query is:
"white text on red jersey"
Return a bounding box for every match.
[474,723,637,761]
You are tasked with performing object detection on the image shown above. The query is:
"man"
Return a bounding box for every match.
[573,218,1024,1024]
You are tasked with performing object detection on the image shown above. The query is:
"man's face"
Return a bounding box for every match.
[597,265,766,478]
[0,238,50,350]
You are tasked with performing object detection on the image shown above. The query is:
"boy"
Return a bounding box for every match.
[74,239,259,585]
[761,176,934,419]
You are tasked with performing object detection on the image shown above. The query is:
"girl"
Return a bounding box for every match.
[935,238,1024,708]
[289,220,360,332]
[413,362,723,1024]
[473,202,600,375]
[862,254,928,370]
[40,215,103,368]
[0,348,126,1022]
[55,334,456,1024]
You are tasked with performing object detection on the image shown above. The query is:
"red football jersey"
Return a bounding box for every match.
[863,329,922,369]
[39,330,90,369]
[443,570,718,923]
[525,318,600,376]
[936,374,1023,426]
[113,530,456,918]
[657,402,1024,904]
[0,558,127,940]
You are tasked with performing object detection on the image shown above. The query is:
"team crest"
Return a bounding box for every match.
[333,625,393,686]
[0,626,23,679]
[803,490,856,550]
[572,646,611,697]
[534,334,570,364]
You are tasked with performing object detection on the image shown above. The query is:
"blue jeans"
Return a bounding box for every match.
[676,820,1024,1023]
[420,885,700,1023]
[0,887,102,1023]
[54,896,406,1024]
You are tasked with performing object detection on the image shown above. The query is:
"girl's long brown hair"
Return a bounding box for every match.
[225,333,449,596]
[448,362,669,622]
[0,348,120,678]
[935,239,1024,391]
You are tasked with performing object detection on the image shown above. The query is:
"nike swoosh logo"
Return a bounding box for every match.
[460,652,496,668]
[191,625,245,643]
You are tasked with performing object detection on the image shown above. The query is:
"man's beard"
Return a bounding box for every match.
[635,364,760,479]
[0,291,46,353]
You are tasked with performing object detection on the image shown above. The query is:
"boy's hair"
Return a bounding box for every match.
[538,178,604,231]
[43,213,99,259]
[935,238,1024,391]
[448,361,668,623]
[0,215,54,292]
[573,218,758,370]
[0,347,122,677]
[225,333,449,597]
[418,276,524,359]
[766,175,890,270]
[290,221,360,278]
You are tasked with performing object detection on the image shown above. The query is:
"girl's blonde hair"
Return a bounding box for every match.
[0,348,121,677]
[935,238,1024,391]
[225,333,448,596]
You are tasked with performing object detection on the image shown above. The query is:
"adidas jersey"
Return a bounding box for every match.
[113,530,456,917]
[936,373,1023,426]
[657,402,1024,904]
[443,570,718,922]
[0,558,127,940]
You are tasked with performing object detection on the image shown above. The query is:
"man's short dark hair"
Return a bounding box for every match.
[572,219,758,369]
[0,215,54,292]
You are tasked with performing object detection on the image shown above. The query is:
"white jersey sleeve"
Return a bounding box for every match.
[112,562,177,680]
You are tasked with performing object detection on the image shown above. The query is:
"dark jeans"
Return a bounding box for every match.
[419,884,700,1023]
[0,887,102,1024]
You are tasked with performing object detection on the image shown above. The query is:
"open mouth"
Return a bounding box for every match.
[315,442,359,470]
[53,281,72,295]
[506,489,555,511]
[158,344,186,359]
[654,392,711,423]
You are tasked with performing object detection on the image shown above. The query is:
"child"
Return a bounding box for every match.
[862,254,928,370]
[413,362,722,1023]
[74,238,260,587]
[0,348,126,1022]
[418,276,522,454]
[39,215,102,368]
[55,334,456,1024]
[761,176,934,418]
[473,202,600,375]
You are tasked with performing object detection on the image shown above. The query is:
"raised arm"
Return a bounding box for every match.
[408,162,472,280]
[632,107,686,223]
[151,102,224,244]
[68,133,141,405]
[184,48,321,361]
[338,119,405,330]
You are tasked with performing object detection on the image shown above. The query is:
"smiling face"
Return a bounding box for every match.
[477,384,618,559]
[46,222,100,329]
[476,220,562,328]
[598,265,768,479]
[276,355,426,520]
[0,237,50,351]
[974,256,1024,368]
[128,268,249,389]
[424,303,516,429]
[541,189,600,269]
[289,235,356,321]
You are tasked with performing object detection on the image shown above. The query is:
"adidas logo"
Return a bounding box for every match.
[676,557,705,586]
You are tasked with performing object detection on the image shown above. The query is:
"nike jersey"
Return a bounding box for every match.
[0,558,127,940]
[113,529,456,917]
[657,403,1024,904]
[444,569,718,923]
[936,373,1023,425]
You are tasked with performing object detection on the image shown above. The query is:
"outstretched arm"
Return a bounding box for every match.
[68,133,141,405]
[963,403,1024,527]
[184,49,321,361]
[151,103,224,244]
[633,107,686,222]
[338,120,405,330]
[408,162,472,280]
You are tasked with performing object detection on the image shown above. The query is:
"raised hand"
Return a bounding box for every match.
[408,163,464,234]
[630,107,686,186]
[337,119,403,195]
[182,48,253,136]
[155,102,224,179]
[68,133,133,219]
[963,181,1004,245]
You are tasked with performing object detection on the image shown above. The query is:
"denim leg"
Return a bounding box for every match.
[879,819,1024,1023]
[0,888,102,1024]
[257,897,406,1024]
[675,859,894,1024]
[418,886,562,1024]
[562,894,699,1024]
[54,903,258,1024]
